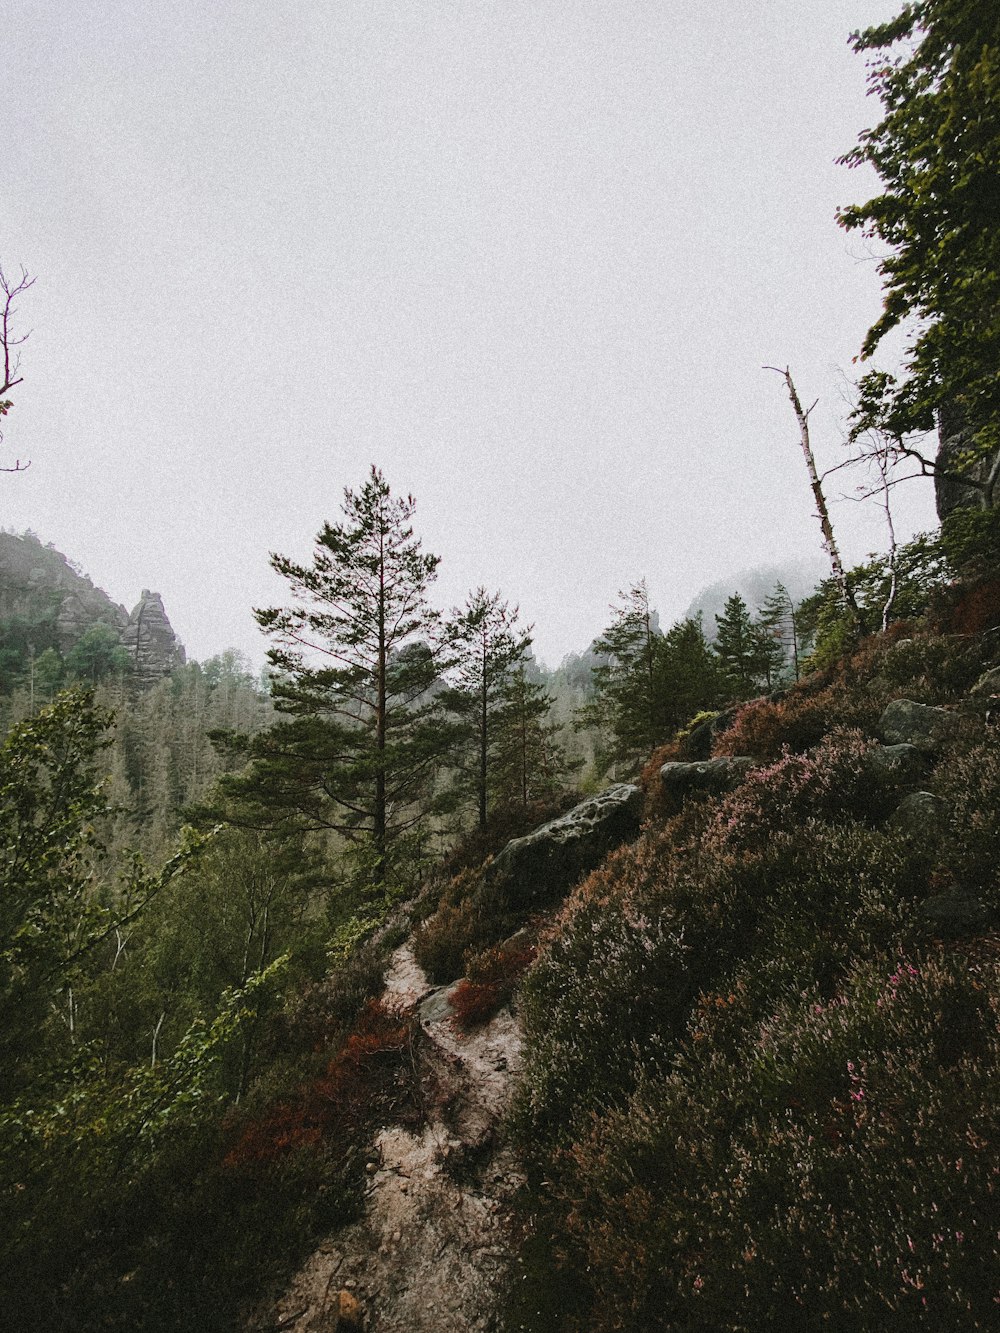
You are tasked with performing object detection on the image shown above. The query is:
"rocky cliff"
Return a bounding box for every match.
[0,531,185,682]
[121,589,186,682]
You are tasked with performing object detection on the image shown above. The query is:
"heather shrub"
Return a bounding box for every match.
[450,939,537,1030]
[703,728,897,846]
[933,733,1000,908]
[514,854,690,1143]
[515,734,930,1152]
[413,896,487,983]
[538,954,1000,1332]
[510,620,1000,1332]
[714,683,881,759]
[714,630,990,762]
[413,871,516,984]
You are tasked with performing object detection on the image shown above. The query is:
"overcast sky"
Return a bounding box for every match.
[3,0,936,667]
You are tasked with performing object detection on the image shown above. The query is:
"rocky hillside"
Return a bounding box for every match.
[0,530,185,684]
[256,578,1000,1333]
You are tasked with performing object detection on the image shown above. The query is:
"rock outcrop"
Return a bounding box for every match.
[935,406,994,520]
[918,889,990,936]
[889,789,949,839]
[482,783,643,909]
[0,532,185,683]
[121,590,186,683]
[877,699,966,754]
[0,531,128,649]
[863,742,927,788]
[659,757,756,808]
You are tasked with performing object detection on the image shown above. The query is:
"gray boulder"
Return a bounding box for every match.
[878,699,964,754]
[483,783,643,909]
[969,666,1000,698]
[659,757,755,808]
[889,790,949,838]
[864,744,927,788]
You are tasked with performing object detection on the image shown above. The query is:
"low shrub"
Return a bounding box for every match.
[933,732,1000,909]
[450,940,537,1030]
[714,684,879,758]
[413,866,522,984]
[224,999,410,1168]
[413,895,492,984]
[714,628,992,762]
[509,620,1000,1332]
[537,954,1000,1332]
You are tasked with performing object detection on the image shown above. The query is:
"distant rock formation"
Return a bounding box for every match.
[121,590,186,683]
[0,532,185,684]
[0,531,128,649]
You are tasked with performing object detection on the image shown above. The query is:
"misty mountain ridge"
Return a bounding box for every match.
[682,557,827,636]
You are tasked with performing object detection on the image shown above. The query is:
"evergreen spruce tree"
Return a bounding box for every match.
[580,581,667,765]
[658,615,725,729]
[758,582,801,682]
[492,663,574,811]
[714,593,763,699]
[225,467,452,887]
[444,588,532,831]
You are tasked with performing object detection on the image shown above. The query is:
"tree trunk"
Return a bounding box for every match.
[374,531,387,882]
[768,366,859,619]
[478,637,488,831]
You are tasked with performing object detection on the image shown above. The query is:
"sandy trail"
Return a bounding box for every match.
[266,944,524,1333]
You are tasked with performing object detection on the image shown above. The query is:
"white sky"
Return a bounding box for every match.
[3,0,936,668]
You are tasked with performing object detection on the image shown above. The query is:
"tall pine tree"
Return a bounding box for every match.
[492,662,574,811]
[444,588,532,831]
[580,581,667,766]
[229,467,452,886]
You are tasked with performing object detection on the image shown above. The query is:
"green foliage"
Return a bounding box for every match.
[795,532,953,670]
[237,467,455,881]
[939,505,1000,568]
[443,587,534,830]
[579,586,725,770]
[0,690,116,1085]
[64,623,130,683]
[838,2,1000,480]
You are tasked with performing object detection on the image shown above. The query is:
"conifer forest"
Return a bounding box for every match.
[3,2,1000,1329]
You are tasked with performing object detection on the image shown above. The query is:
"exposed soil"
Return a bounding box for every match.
[264,944,524,1332]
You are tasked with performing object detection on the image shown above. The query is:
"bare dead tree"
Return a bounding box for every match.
[765,365,859,618]
[0,261,35,472]
[871,446,900,631]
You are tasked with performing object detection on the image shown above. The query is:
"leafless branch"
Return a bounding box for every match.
[0,260,35,470]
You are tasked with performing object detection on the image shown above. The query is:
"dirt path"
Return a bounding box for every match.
[265,944,525,1332]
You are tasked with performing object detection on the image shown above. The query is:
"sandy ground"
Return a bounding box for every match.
[265,945,525,1333]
